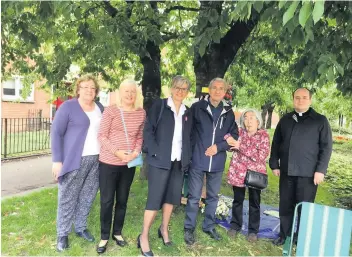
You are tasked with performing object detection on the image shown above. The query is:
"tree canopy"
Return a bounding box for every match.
[2,0,351,113]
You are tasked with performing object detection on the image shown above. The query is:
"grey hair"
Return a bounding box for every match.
[171,75,191,90]
[239,108,263,129]
[208,78,230,91]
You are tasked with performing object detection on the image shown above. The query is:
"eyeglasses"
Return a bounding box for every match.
[173,86,189,93]
[80,86,96,91]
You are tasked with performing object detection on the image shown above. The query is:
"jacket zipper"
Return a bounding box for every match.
[207,108,230,172]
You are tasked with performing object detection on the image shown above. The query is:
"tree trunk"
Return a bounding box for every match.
[266,104,275,129]
[193,1,260,97]
[261,105,268,129]
[140,40,161,111]
[139,40,161,180]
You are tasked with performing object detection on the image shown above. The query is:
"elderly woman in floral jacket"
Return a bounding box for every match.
[224,109,270,242]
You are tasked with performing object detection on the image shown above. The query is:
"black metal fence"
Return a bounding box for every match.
[1,118,51,159]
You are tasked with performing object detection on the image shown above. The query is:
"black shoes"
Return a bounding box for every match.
[273,236,286,246]
[184,229,195,245]
[76,229,95,242]
[158,227,173,246]
[137,234,154,256]
[57,236,69,252]
[96,241,108,254]
[227,228,240,238]
[203,228,222,241]
[112,235,127,247]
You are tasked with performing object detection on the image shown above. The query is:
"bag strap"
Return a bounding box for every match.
[119,108,131,152]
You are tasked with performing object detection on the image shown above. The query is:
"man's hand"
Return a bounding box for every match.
[272,169,280,177]
[205,144,218,157]
[52,162,63,182]
[314,172,325,185]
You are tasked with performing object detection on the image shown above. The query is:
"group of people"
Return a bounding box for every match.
[51,74,332,255]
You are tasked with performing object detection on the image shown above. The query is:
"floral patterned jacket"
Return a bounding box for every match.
[227,128,270,187]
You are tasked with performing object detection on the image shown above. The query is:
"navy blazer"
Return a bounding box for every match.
[143,98,193,172]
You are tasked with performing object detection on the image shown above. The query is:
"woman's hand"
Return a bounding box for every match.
[115,151,130,162]
[226,136,237,146]
[226,136,240,149]
[115,151,139,162]
[52,162,63,182]
[124,152,139,162]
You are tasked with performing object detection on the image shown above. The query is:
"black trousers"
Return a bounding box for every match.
[279,172,317,239]
[99,162,135,240]
[230,186,261,234]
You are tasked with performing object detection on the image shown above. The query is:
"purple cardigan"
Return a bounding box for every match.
[51,98,104,181]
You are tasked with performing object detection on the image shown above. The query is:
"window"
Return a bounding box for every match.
[98,91,110,107]
[2,76,34,102]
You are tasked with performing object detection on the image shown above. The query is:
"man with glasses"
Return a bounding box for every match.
[184,78,239,245]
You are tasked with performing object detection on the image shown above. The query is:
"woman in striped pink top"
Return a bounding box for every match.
[97,79,146,253]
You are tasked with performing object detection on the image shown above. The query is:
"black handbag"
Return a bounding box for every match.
[245,170,268,190]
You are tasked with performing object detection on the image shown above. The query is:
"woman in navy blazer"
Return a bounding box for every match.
[137,76,193,256]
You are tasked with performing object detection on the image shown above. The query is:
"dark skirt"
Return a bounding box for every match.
[145,161,184,210]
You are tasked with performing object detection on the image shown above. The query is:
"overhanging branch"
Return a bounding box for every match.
[102,1,118,18]
[164,6,200,14]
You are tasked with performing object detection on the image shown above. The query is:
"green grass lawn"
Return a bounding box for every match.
[1,136,350,256]
[1,130,51,158]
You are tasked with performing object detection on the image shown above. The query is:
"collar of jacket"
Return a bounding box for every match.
[290,107,318,120]
[200,94,232,112]
[162,98,190,114]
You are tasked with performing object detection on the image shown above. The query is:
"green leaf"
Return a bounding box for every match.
[305,26,314,42]
[299,2,312,28]
[312,0,325,24]
[291,27,304,47]
[318,55,330,63]
[260,6,276,21]
[253,1,263,13]
[236,1,248,12]
[327,66,334,81]
[198,40,207,57]
[209,9,219,24]
[74,7,81,19]
[326,18,336,27]
[247,3,252,19]
[283,1,300,26]
[213,29,221,44]
[284,18,296,34]
[279,0,287,10]
[334,63,344,76]
[318,63,327,74]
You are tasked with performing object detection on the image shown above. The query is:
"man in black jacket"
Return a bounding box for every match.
[269,88,333,246]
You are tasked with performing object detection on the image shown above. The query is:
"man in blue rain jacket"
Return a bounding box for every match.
[184,78,239,245]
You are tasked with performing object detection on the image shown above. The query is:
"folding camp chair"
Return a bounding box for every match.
[283,202,352,256]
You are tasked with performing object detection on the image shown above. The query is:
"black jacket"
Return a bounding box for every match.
[269,108,332,177]
[143,98,193,172]
[191,96,239,172]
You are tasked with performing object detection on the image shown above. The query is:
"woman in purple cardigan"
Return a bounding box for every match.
[51,74,104,252]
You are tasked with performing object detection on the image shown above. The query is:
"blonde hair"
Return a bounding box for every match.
[75,74,100,98]
[115,79,143,110]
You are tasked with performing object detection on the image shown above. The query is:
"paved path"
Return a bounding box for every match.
[1,155,57,198]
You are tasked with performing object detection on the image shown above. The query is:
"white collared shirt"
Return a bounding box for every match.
[168,97,186,161]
